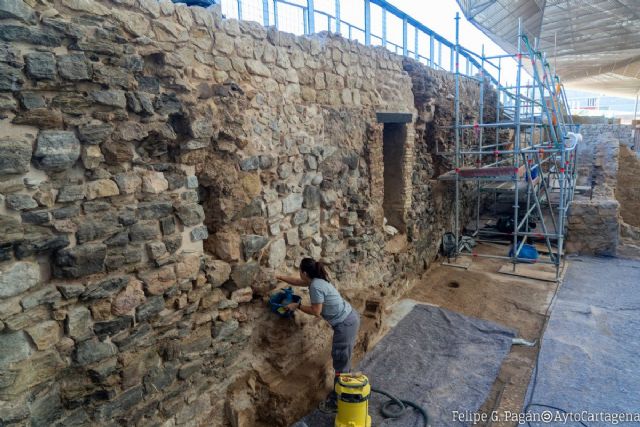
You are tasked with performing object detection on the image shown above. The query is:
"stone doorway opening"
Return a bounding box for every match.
[382,121,408,233]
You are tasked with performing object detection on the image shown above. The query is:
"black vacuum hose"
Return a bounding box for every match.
[371,388,430,427]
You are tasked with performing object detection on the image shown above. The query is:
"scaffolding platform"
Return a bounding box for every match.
[438,165,524,181]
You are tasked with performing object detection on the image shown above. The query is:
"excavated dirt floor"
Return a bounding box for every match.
[380,244,561,426]
[255,244,559,427]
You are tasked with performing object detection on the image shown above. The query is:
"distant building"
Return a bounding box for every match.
[565,89,638,124]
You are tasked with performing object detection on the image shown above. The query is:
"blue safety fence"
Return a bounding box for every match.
[215,0,502,85]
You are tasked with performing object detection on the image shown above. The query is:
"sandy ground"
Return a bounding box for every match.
[385,243,561,427]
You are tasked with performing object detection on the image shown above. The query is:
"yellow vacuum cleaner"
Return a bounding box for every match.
[333,373,430,427]
[334,373,371,427]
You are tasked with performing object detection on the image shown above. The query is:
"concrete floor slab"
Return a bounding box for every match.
[524,256,640,426]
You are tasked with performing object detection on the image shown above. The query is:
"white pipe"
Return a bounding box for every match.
[566,132,582,150]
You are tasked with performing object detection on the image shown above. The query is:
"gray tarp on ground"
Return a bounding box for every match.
[525,257,640,426]
[296,304,515,427]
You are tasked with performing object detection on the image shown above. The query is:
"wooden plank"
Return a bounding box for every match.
[458,166,519,178]
[497,263,559,282]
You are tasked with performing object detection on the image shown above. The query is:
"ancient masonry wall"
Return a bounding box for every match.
[0,1,485,426]
[567,132,621,256]
[575,124,634,186]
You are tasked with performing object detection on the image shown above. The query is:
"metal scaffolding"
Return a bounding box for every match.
[440,15,581,278]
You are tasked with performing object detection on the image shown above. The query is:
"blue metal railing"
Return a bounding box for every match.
[219,0,503,85]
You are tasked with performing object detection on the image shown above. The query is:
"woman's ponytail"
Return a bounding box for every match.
[316,261,329,281]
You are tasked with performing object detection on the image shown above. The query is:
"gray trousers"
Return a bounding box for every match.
[330,309,360,373]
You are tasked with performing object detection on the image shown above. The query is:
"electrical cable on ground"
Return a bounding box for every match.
[371,388,430,427]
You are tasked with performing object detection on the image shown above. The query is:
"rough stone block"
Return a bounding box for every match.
[21,209,50,224]
[14,234,69,259]
[58,53,90,81]
[190,225,208,242]
[303,185,321,209]
[282,192,303,214]
[81,145,104,169]
[242,235,268,260]
[0,62,23,91]
[0,0,36,24]
[176,253,200,282]
[0,331,32,368]
[93,63,132,89]
[0,24,61,47]
[94,316,133,339]
[139,266,177,295]
[0,93,17,112]
[54,243,107,279]
[136,295,165,322]
[186,175,198,189]
[90,90,127,109]
[112,279,145,316]
[299,222,319,240]
[65,306,93,341]
[0,261,40,298]
[12,108,63,129]
[230,262,259,289]
[81,276,129,301]
[267,238,286,268]
[25,320,60,350]
[25,51,56,80]
[20,286,61,310]
[5,193,37,211]
[239,156,259,171]
[130,221,160,242]
[77,214,121,246]
[85,179,119,200]
[292,209,309,226]
[266,201,282,218]
[112,122,148,142]
[56,283,85,299]
[160,216,176,235]
[142,172,169,194]
[33,131,81,171]
[231,287,253,303]
[57,185,85,202]
[78,122,113,145]
[75,339,117,366]
[113,322,154,352]
[0,138,31,176]
[18,92,44,110]
[178,359,203,380]
[205,259,231,287]
[175,203,205,226]
[246,60,270,77]
[285,228,299,246]
[115,173,142,195]
[103,141,134,164]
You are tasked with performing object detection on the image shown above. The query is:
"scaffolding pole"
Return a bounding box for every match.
[443,14,579,279]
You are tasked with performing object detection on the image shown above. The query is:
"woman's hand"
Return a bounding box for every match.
[286,302,300,312]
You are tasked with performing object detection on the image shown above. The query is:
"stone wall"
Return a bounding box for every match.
[567,135,620,256]
[0,1,486,426]
[575,124,634,186]
[617,145,640,228]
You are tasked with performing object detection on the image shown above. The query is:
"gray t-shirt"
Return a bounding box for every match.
[309,278,352,327]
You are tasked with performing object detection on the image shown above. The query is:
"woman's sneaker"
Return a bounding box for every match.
[318,392,338,414]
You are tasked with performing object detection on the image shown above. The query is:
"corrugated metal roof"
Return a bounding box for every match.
[457,0,640,98]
